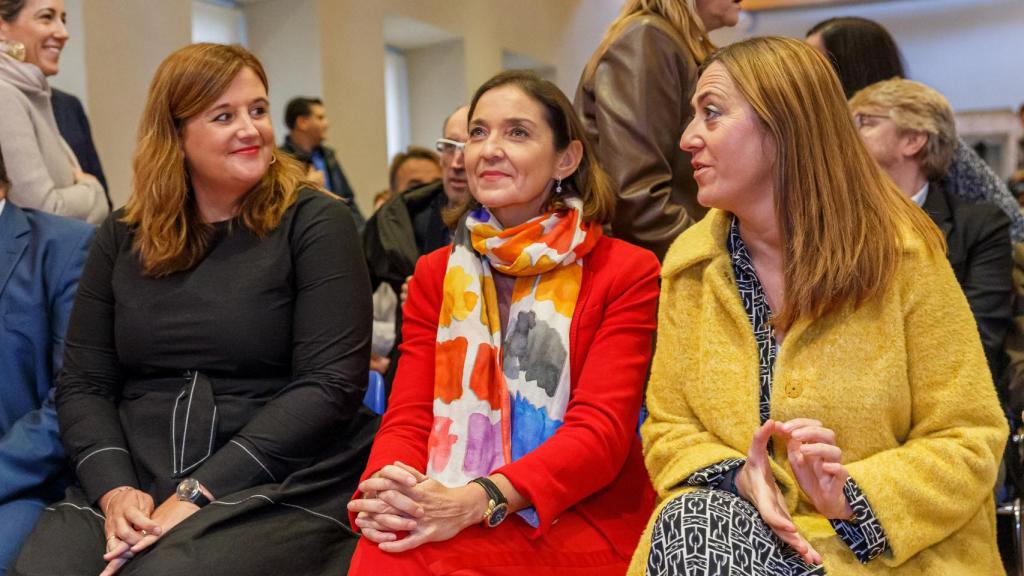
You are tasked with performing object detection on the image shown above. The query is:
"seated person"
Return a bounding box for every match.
[347,70,660,575]
[850,77,1013,386]
[363,110,470,383]
[280,96,364,229]
[0,145,92,574]
[12,43,376,576]
[634,37,1006,575]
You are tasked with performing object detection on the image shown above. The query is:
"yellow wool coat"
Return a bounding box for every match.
[629,210,1008,575]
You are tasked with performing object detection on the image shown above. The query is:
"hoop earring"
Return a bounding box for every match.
[555,178,562,195]
[269,153,277,166]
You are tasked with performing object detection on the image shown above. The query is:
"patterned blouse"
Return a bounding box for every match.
[682,218,888,564]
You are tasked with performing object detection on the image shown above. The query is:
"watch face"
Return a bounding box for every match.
[486,503,509,528]
[176,478,200,501]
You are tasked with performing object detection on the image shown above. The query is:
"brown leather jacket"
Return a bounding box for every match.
[575,14,705,261]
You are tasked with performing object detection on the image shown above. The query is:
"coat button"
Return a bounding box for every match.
[785,381,802,398]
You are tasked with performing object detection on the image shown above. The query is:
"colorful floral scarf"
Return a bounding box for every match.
[428,197,601,521]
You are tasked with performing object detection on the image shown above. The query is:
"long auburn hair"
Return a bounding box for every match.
[123,43,307,277]
[447,70,615,228]
[707,37,943,330]
[583,0,715,82]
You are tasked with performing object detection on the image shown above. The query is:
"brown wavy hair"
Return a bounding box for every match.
[446,70,614,228]
[123,43,308,277]
[582,0,715,82]
[706,37,944,330]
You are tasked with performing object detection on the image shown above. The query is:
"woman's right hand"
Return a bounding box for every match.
[734,420,822,566]
[347,462,425,543]
[99,487,161,559]
[74,170,99,185]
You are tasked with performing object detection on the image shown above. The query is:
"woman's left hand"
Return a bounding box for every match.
[99,496,201,576]
[375,468,488,554]
[780,419,853,520]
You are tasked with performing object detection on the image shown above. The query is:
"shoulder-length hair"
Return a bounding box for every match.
[807,17,905,99]
[123,43,307,277]
[448,70,614,228]
[583,0,714,82]
[706,37,943,330]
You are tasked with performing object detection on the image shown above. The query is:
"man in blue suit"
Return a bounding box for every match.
[0,150,93,572]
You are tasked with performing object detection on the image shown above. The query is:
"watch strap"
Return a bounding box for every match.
[470,477,507,507]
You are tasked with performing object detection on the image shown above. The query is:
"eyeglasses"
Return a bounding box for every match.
[435,138,465,156]
[853,112,890,129]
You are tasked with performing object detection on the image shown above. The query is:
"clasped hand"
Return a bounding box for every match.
[735,418,853,566]
[99,487,201,576]
[347,461,486,553]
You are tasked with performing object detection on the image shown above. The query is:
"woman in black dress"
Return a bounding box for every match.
[12,43,375,576]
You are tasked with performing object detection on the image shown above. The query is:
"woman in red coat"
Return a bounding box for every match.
[346,70,660,575]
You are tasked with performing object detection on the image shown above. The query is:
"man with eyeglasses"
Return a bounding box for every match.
[362,105,471,386]
[851,78,1012,390]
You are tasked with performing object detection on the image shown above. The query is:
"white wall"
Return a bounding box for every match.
[244,0,323,147]
[192,0,246,46]
[48,0,88,110]
[556,0,1024,114]
[406,40,466,151]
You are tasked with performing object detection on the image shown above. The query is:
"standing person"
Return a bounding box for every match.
[850,78,1013,387]
[281,96,364,229]
[51,87,111,209]
[0,0,107,224]
[347,71,660,575]
[806,16,1024,242]
[634,37,1006,575]
[0,145,92,575]
[575,0,742,261]
[11,43,376,576]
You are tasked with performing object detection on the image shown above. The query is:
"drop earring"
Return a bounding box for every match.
[555,178,562,195]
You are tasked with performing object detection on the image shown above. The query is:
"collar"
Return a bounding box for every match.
[661,208,732,278]
[910,182,930,208]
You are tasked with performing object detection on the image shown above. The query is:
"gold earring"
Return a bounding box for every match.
[0,39,26,62]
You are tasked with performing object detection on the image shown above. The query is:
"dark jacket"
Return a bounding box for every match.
[923,180,1013,387]
[362,179,448,293]
[50,88,110,209]
[280,135,364,230]
[574,14,702,262]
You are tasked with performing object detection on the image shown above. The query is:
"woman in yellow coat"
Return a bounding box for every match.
[632,37,1008,575]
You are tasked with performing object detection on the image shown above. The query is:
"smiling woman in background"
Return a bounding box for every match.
[0,0,106,224]
[11,43,375,576]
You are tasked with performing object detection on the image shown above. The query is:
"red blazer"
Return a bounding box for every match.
[352,235,659,559]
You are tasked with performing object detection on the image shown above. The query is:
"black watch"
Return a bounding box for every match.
[470,477,508,528]
[176,478,211,508]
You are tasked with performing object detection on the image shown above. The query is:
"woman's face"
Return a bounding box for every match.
[0,0,68,76]
[680,61,776,215]
[464,84,579,228]
[694,0,742,32]
[181,66,275,200]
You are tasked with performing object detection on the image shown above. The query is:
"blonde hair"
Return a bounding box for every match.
[123,43,309,277]
[583,0,715,82]
[850,78,957,181]
[707,37,944,330]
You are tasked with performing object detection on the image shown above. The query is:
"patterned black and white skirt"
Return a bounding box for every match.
[646,489,826,576]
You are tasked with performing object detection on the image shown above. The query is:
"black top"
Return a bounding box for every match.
[57,188,373,504]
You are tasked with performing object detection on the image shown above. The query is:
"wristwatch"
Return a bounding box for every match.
[470,477,509,528]
[176,478,211,508]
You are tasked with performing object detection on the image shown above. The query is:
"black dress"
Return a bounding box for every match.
[13,189,377,576]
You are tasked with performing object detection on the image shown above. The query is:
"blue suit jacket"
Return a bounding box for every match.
[0,202,92,504]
